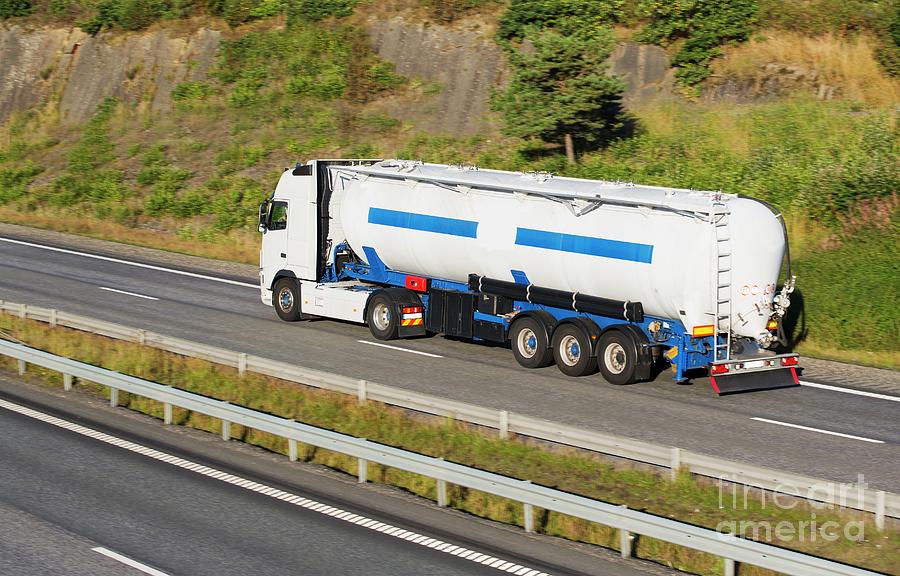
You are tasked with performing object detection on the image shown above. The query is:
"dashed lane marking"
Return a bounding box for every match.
[357,340,444,358]
[92,547,172,576]
[750,417,884,444]
[98,287,159,301]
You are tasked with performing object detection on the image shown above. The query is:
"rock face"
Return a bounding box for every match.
[0,24,220,124]
[2,19,679,133]
[606,42,675,105]
[366,16,505,136]
[703,63,839,102]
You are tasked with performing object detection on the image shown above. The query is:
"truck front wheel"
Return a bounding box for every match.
[367,293,399,340]
[273,278,302,322]
[597,330,638,385]
[510,317,554,369]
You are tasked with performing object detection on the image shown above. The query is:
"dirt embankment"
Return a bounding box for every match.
[0,24,220,125]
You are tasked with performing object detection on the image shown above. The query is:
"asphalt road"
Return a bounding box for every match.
[2,386,619,576]
[0,236,897,492]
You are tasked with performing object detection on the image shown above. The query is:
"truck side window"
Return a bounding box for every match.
[268,201,288,230]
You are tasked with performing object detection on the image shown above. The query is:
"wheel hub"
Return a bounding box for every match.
[604,343,627,374]
[559,335,581,366]
[518,328,537,358]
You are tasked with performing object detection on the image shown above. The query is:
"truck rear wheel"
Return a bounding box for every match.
[367,293,399,340]
[273,278,302,322]
[510,317,554,369]
[552,324,598,377]
[597,330,637,385]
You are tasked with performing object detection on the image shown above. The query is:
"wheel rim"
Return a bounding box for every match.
[517,328,538,359]
[372,303,392,331]
[278,288,293,312]
[603,342,627,374]
[559,335,581,367]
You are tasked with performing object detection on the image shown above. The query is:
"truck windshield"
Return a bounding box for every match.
[268,201,288,230]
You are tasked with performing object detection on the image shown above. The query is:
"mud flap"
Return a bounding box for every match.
[710,367,799,395]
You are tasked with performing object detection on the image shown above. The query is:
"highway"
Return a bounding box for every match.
[0,375,658,576]
[0,232,898,492]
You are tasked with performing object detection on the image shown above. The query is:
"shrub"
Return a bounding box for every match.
[0,0,32,18]
[637,0,758,87]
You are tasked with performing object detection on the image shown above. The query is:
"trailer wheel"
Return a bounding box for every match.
[551,324,598,377]
[367,293,399,341]
[510,317,554,369]
[597,330,637,385]
[273,278,302,322]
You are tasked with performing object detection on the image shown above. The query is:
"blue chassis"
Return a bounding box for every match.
[325,243,717,382]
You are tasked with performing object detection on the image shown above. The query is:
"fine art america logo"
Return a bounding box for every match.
[715,474,869,543]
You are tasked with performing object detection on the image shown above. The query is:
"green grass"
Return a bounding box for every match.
[1,313,898,575]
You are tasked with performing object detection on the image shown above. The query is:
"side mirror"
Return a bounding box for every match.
[258,201,269,233]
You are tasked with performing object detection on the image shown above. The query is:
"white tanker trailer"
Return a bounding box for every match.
[259,159,799,394]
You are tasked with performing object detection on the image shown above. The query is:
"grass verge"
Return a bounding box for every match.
[0,314,896,575]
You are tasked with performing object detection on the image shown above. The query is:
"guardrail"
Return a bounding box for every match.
[1,299,897,529]
[0,338,883,576]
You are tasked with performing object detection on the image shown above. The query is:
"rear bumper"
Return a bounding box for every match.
[709,353,800,395]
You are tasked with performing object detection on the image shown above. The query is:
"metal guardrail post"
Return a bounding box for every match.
[163,402,173,425]
[670,447,682,480]
[523,502,535,533]
[620,528,633,559]
[876,491,886,530]
[109,388,118,407]
[288,439,298,462]
[436,478,448,507]
[499,410,509,439]
[49,309,57,327]
[137,329,146,345]
[238,353,247,376]
[63,374,73,391]
[357,379,367,405]
[17,359,25,375]
[724,558,737,576]
[221,420,231,441]
[18,303,27,319]
[358,458,368,483]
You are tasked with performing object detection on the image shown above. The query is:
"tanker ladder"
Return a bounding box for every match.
[711,200,733,362]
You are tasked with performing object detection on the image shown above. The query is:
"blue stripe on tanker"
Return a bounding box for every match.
[515,228,654,264]
[368,207,479,238]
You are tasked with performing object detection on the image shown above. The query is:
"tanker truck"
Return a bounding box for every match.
[258,159,799,394]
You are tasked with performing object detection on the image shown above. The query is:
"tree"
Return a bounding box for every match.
[0,0,32,19]
[491,24,627,164]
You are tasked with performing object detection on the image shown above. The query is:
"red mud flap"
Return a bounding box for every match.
[709,354,800,395]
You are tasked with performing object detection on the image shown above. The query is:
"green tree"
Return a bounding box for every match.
[0,0,32,18]
[491,24,627,164]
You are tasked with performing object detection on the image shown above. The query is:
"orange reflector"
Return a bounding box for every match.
[692,324,715,338]
[710,363,729,375]
[767,320,778,330]
[781,355,799,367]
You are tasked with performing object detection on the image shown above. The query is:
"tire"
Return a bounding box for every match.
[367,293,399,340]
[551,324,598,377]
[597,330,638,385]
[273,278,302,322]
[510,317,554,369]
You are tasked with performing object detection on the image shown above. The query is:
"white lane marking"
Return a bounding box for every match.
[750,417,885,444]
[0,237,257,289]
[357,340,443,358]
[98,287,159,301]
[0,398,548,576]
[92,547,171,576]
[799,380,900,403]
